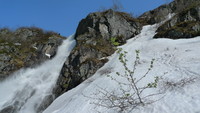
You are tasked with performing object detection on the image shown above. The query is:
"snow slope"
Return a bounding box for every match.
[44,24,200,113]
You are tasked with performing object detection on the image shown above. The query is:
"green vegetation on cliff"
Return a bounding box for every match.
[0,27,64,79]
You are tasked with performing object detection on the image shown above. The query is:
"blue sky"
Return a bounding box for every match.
[0,0,172,37]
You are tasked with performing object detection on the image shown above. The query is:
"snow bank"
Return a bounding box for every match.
[44,24,200,113]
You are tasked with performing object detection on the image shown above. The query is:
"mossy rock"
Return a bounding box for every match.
[154,2,200,39]
[0,27,64,79]
[154,21,200,39]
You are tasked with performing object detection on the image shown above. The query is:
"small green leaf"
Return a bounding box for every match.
[125,93,130,97]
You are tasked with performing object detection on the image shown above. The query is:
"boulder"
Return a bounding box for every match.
[54,9,142,97]
[75,9,141,40]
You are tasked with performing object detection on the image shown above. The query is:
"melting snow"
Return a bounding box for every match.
[45,53,51,58]
[44,24,200,113]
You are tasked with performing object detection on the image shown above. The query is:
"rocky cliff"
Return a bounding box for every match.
[0,27,63,80]
[54,9,142,96]
[0,0,199,112]
[154,2,200,39]
[54,0,200,97]
[139,0,200,39]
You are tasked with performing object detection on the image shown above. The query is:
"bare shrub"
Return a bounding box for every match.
[97,6,108,12]
[111,0,123,11]
[83,48,199,112]
[85,49,163,113]
[160,76,197,91]
[97,0,123,12]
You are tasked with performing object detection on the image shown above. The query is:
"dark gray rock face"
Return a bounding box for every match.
[139,0,200,39]
[75,9,141,41]
[54,9,142,97]
[0,27,63,80]
[154,2,200,39]
[139,3,175,24]
[139,0,200,24]
[0,105,15,113]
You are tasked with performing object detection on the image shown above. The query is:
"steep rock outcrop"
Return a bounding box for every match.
[139,0,200,39]
[0,27,63,80]
[154,3,200,39]
[54,9,142,96]
[139,0,200,24]
[139,2,175,24]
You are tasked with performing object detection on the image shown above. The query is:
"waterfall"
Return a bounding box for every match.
[0,35,76,113]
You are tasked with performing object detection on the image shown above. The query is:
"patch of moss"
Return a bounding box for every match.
[135,18,148,25]
[179,9,199,21]
[92,38,115,55]
[101,9,143,24]
[0,39,6,43]
[63,84,69,88]
[0,26,64,74]
[13,58,24,68]
[155,21,200,38]
[0,49,9,54]
[75,37,115,56]
[110,37,120,46]
[180,1,200,13]
[81,57,108,66]
[174,0,200,14]
[115,11,137,22]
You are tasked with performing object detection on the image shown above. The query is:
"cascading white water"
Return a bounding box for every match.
[0,35,76,113]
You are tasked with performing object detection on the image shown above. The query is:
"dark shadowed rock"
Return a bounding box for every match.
[0,106,15,113]
[54,9,142,97]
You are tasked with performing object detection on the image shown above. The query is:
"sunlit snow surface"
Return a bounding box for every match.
[0,35,76,113]
[44,24,200,113]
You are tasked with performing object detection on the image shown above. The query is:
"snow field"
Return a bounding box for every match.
[44,24,200,113]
